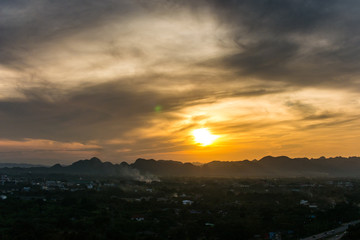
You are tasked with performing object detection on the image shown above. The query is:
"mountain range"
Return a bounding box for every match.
[1,156,360,178]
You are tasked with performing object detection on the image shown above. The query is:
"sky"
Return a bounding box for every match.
[0,0,360,164]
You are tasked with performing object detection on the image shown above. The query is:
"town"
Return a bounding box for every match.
[1,173,360,239]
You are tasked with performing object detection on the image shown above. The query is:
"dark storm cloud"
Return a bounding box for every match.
[206,40,300,79]
[2,0,360,88]
[198,0,360,88]
[208,0,332,33]
[0,79,214,141]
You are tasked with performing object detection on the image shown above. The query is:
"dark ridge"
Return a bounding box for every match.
[51,163,63,169]
[1,156,360,178]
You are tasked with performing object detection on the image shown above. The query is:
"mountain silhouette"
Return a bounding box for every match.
[131,156,360,177]
[1,156,360,178]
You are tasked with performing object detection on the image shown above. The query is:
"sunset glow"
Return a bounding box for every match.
[0,0,359,164]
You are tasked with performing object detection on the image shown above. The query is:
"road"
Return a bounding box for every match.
[300,220,360,240]
[324,232,345,240]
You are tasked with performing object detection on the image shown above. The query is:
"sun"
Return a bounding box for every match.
[192,128,219,146]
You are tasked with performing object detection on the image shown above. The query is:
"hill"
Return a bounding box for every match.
[1,156,360,178]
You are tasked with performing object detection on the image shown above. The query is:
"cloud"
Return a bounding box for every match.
[3,77,264,143]
[0,138,101,164]
[193,0,360,89]
[2,0,360,89]
[0,0,139,65]
[0,0,360,162]
[0,138,101,152]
